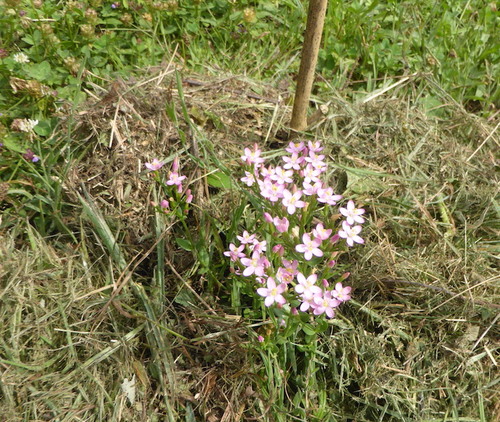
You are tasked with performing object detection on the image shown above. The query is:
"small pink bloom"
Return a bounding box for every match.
[302,164,321,184]
[332,282,352,302]
[241,171,257,186]
[251,239,267,253]
[285,141,305,154]
[295,273,322,300]
[240,251,268,277]
[185,189,193,203]
[272,244,285,256]
[241,144,265,166]
[282,153,304,170]
[295,233,323,261]
[305,151,326,170]
[271,166,293,184]
[160,199,170,209]
[282,189,306,215]
[312,223,332,241]
[340,200,366,225]
[307,141,323,153]
[237,231,256,245]
[145,158,164,171]
[317,187,342,206]
[167,172,187,187]
[256,277,287,307]
[263,212,273,223]
[302,181,322,196]
[257,335,265,343]
[338,221,364,247]
[273,216,290,233]
[224,243,245,262]
[312,291,340,318]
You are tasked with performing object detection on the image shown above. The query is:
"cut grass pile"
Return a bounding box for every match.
[1,64,498,420]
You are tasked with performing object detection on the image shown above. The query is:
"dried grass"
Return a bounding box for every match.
[1,67,498,420]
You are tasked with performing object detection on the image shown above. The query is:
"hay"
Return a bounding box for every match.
[1,67,498,420]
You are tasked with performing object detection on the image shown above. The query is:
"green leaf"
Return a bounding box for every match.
[2,135,24,153]
[207,171,232,189]
[25,61,52,82]
[301,324,316,336]
[176,237,192,251]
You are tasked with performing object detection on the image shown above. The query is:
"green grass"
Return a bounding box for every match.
[1,0,499,421]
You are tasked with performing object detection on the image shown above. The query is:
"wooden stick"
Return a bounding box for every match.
[290,0,328,132]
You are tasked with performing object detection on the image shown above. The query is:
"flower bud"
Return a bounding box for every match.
[272,244,284,256]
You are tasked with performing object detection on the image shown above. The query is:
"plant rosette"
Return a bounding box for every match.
[226,141,366,337]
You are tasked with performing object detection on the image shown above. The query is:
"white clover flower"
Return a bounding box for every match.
[19,119,39,132]
[13,52,30,64]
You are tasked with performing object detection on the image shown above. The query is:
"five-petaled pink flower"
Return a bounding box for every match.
[331,282,352,302]
[167,172,186,187]
[295,233,323,260]
[241,144,265,166]
[282,189,306,215]
[257,277,287,307]
[338,221,364,247]
[224,243,245,262]
[240,251,268,277]
[340,200,366,225]
[145,158,164,171]
[295,273,322,299]
[312,291,340,318]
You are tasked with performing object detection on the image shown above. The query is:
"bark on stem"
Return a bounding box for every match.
[290,0,328,132]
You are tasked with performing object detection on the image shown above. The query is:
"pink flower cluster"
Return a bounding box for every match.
[226,141,367,319]
[145,157,193,208]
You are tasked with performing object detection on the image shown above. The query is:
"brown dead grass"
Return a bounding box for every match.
[1,66,499,420]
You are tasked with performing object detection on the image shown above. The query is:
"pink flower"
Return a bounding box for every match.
[305,151,326,170]
[185,189,193,203]
[256,277,287,307]
[312,291,340,318]
[240,251,268,277]
[250,239,267,253]
[302,181,322,196]
[257,335,265,343]
[241,171,257,186]
[282,153,304,170]
[295,233,323,261]
[307,141,323,153]
[167,172,187,187]
[339,200,366,225]
[259,179,285,202]
[241,144,265,166]
[271,166,293,184]
[272,244,285,256]
[282,189,306,215]
[317,187,342,206]
[285,141,305,154]
[273,216,289,233]
[295,273,322,300]
[331,282,352,302]
[263,212,273,223]
[237,231,256,245]
[312,223,332,241]
[160,199,170,209]
[276,267,295,284]
[224,243,245,262]
[338,221,364,247]
[145,158,164,171]
[302,164,321,184]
